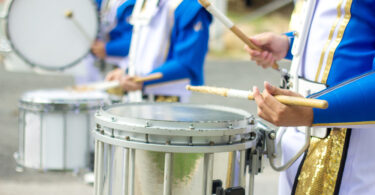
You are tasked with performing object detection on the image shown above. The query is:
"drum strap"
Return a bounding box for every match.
[291,128,351,195]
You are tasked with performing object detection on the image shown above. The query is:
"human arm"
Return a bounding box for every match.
[254,71,375,128]
[312,71,375,128]
[143,8,212,86]
[105,4,133,57]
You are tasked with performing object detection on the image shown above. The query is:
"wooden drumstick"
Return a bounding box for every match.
[198,0,280,71]
[69,73,163,92]
[186,85,328,109]
[64,10,92,42]
[133,72,163,83]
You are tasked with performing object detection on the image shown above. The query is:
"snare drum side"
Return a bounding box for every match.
[17,90,108,171]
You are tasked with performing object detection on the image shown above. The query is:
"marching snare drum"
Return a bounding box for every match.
[16,89,108,171]
[93,103,258,195]
[4,0,98,71]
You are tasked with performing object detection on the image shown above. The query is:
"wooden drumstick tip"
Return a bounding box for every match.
[321,101,329,109]
[198,0,211,8]
[65,10,73,18]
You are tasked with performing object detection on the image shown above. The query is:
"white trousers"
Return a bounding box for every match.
[278,128,305,195]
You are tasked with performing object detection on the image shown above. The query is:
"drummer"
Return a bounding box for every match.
[105,0,212,103]
[245,0,375,194]
[75,0,135,84]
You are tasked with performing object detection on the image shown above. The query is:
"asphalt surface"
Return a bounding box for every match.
[0,59,290,195]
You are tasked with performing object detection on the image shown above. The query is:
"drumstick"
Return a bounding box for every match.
[186,85,328,109]
[133,72,163,82]
[69,73,163,91]
[198,0,280,71]
[65,10,92,42]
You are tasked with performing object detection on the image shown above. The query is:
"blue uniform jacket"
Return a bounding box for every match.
[144,0,212,86]
[286,1,375,127]
[95,0,135,57]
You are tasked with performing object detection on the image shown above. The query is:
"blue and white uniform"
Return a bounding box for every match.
[129,0,212,102]
[75,0,134,84]
[280,0,375,194]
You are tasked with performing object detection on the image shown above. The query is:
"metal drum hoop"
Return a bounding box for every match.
[93,131,258,153]
[19,101,105,113]
[94,103,258,153]
[4,0,100,71]
[95,103,255,137]
[19,94,108,112]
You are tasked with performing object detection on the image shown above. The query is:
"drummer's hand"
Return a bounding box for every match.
[119,75,143,91]
[105,68,124,81]
[91,41,106,59]
[244,32,289,69]
[253,82,313,127]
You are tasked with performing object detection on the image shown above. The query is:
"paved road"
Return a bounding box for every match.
[0,59,290,195]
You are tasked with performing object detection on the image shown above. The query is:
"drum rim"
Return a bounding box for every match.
[95,102,254,136]
[20,89,108,103]
[19,89,109,112]
[4,0,100,71]
[93,130,258,153]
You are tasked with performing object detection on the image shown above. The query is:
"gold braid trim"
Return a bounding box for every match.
[295,129,348,195]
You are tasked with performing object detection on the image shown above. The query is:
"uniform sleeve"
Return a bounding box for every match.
[143,9,211,86]
[284,31,295,60]
[311,71,375,128]
[105,6,133,57]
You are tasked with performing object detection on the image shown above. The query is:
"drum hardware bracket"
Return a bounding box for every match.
[280,69,291,89]
[247,130,265,176]
[264,127,312,172]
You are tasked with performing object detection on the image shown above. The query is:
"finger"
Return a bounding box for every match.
[262,88,286,111]
[264,52,273,64]
[105,74,113,81]
[250,34,271,47]
[253,86,276,118]
[261,51,269,59]
[261,53,274,68]
[264,81,302,97]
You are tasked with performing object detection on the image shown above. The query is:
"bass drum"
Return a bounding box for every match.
[4,0,98,71]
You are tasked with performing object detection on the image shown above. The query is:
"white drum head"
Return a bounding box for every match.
[6,0,98,70]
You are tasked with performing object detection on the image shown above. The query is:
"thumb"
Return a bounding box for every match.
[264,81,301,97]
[250,34,271,47]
